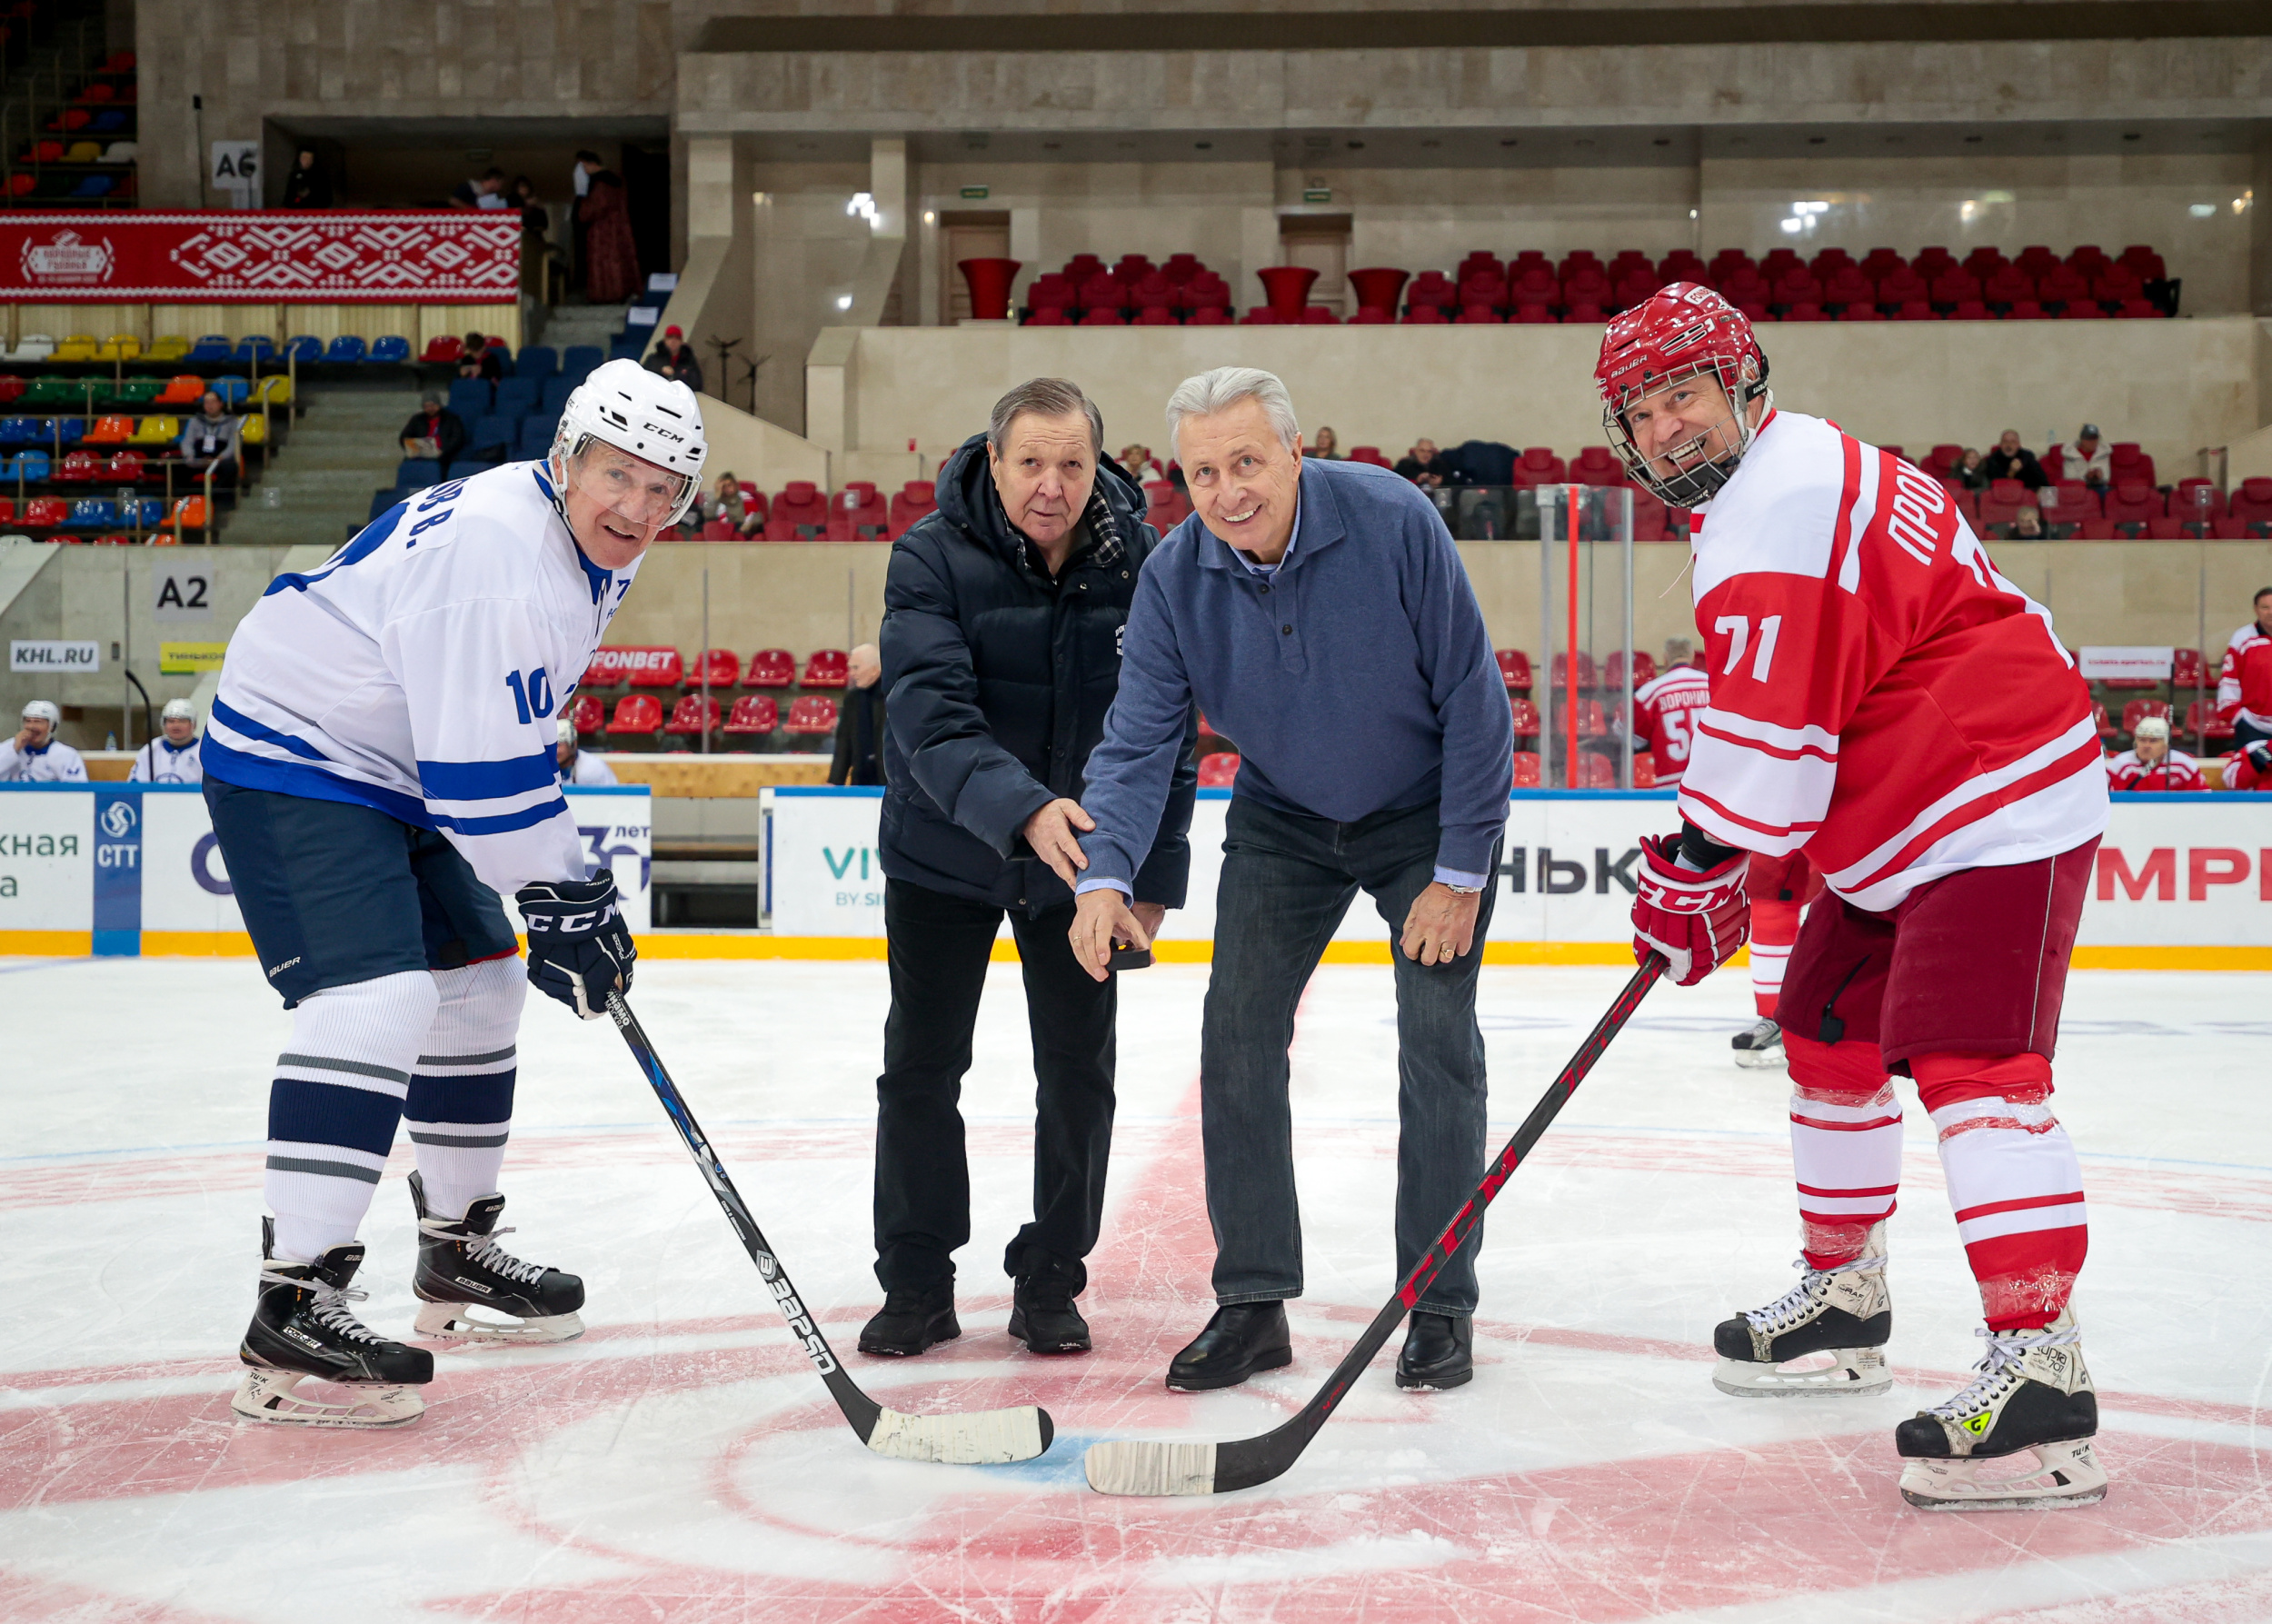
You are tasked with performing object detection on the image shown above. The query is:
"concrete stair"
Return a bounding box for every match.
[537,302,632,359]
[220,382,416,547]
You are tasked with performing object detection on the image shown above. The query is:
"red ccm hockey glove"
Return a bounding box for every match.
[1631,832,1749,987]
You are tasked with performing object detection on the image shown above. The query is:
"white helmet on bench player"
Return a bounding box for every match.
[549,358,707,526]
[22,699,59,725]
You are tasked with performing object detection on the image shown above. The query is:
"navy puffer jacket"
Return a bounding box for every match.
[879,433,1196,915]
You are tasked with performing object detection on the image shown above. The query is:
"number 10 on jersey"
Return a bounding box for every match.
[505,667,555,722]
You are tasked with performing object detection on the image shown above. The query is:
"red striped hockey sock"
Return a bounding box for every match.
[1783,1033,1903,1270]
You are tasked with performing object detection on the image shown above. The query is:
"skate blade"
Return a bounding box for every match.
[1714,1347,1890,1398]
[1899,1439,2108,1511]
[414,1301,585,1345]
[1732,1046,1788,1071]
[231,1370,424,1429]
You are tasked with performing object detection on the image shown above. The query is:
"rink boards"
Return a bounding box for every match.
[0,782,2262,965]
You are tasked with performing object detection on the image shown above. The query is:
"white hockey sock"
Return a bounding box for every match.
[265,971,441,1262]
[404,955,523,1222]
[1789,1079,1904,1265]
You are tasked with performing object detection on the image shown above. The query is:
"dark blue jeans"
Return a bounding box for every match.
[1201,796,1499,1317]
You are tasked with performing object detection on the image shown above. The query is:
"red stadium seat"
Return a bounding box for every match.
[1550,651,1599,691]
[765,481,828,541]
[783,695,839,736]
[2169,479,2225,522]
[2108,443,2155,486]
[1569,446,1623,486]
[1602,650,1657,691]
[801,649,849,689]
[2172,647,2204,688]
[888,480,937,539]
[1982,264,2037,306]
[1144,480,1191,529]
[1197,752,1241,788]
[1509,697,1540,738]
[2059,301,2108,320]
[1511,447,1567,486]
[1511,750,1542,788]
[1912,246,1958,280]
[2041,483,2098,527]
[827,481,887,542]
[568,693,605,736]
[1458,304,1505,324]
[2120,700,2172,733]
[1402,304,1446,324]
[697,518,739,541]
[1875,265,1927,305]
[54,450,98,483]
[1769,267,1822,307]
[1081,307,1127,326]
[2115,299,2166,319]
[605,694,663,736]
[1922,444,1965,479]
[1928,268,1981,308]
[2184,698,2235,742]
[420,336,464,364]
[1132,306,1176,326]
[1822,264,1877,306]
[722,695,779,736]
[663,694,721,737]
[2091,702,2116,741]
[1496,649,1532,691]
[2035,263,2090,307]
[1781,303,1830,323]
[1978,479,2031,527]
[687,649,740,690]
[1347,446,1391,468]
[744,648,796,689]
[2230,477,2272,526]
[2118,244,2167,282]
[1895,301,1938,322]
[1572,752,1617,788]
[610,647,683,688]
[2104,483,2161,526]
[1628,483,1672,541]
[1025,308,1072,327]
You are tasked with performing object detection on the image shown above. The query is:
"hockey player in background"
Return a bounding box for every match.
[555,712,619,784]
[2214,586,2272,750]
[201,359,703,1429]
[1598,284,2110,1510]
[0,699,86,780]
[128,697,204,783]
[2102,714,2206,792]
[1626,638,1708,790]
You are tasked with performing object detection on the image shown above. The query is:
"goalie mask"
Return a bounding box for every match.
[1594,283,1772,510]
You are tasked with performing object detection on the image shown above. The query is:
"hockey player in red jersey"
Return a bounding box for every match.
[1598,284,2110,1511]
[2214,587,2272,750]
[2103,714,2207,792]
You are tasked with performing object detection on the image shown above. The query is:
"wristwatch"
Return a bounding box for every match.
[1441,882,1484,895]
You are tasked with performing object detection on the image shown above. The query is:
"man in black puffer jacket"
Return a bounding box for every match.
[863,377,1197,1360]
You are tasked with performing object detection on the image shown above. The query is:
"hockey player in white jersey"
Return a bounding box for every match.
[0,700,87,781]
[556,712,618,784]
[202,359,704,1429]
[127,698,204,782]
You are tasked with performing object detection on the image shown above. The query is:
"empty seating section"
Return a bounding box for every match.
[569,643,870,751]
[1014,244,2174,324]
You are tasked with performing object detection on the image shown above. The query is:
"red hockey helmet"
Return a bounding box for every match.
[1594,282,1772,509]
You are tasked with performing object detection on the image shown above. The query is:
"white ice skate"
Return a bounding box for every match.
[1896,1308,2105,1510]
[1713,1224,1891,1397]
[1730,1017,1787,1070]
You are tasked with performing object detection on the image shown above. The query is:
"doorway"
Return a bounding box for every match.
[622,141,672,289]
[939,210,1011,324]
[1279,213,1352,315]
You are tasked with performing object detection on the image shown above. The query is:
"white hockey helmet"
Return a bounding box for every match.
[161,697,196,723]
[549,357,707,527]
[556,713,579,746]
[2133,714,2170,742]
[22,699,59,725]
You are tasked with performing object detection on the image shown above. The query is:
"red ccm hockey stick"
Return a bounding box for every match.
[1084,955,1665,1496]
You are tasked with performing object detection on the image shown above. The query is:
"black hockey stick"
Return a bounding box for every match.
[1083,954,1665,1495]
[607,991,1054,1464]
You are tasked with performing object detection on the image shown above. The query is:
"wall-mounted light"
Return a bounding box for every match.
[835,294,853,310]
[2190,203,2217,218]
[922,209,936,224]
[847,191,877,222]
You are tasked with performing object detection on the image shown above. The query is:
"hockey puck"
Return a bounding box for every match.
[1109,942,1153,971]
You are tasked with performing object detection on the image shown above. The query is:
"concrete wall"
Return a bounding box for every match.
[826,315,2262,487]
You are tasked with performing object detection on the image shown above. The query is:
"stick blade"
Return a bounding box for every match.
[1083,1438,1220,1496]
[865,1403,1053,1465]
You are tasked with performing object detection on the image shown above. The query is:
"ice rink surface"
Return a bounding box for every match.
[5,952,2270,1623]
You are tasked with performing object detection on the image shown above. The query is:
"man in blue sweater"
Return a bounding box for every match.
[1062,366,1514,1392]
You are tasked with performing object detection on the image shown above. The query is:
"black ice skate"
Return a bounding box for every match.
[1896,1307,2105,1510]
[234,1218,433,1429]
[1713,1221,1891,1397]
[409,1171,586,1344]
[1730,1017,1787,1070]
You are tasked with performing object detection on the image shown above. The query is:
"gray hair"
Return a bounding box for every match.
[1164,366,1300,453]
[988,378,1102,456]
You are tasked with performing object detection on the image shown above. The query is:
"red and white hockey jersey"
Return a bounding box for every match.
[2104,748,2207,792]
[1627,663,1710,786]
[2215,623,2272,733]
[1675,411,2108,912]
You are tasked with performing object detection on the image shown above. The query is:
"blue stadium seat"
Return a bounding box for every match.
[446,378,492,419]
[130,497,164,527]
[209,377,250,407]
[0,417,35,446]
[234,336,277,363]
[186,335,234,364]
[469,416,514,459]
[540,376,573,416]
[323,335,367,364]
[369,488,406,523]
[282,335,322,363]
[561,345,603,386]
[69,175,113,198]
[88,109,125,133]
[69,498,119,527]
[493,377,539,418]
[515,345,557,383]
[367,335,411,364]
[517,416,559,458]
[45,418,84,446]
[607,337,643,363]
[395,459,442,489]
[15,450,48,481]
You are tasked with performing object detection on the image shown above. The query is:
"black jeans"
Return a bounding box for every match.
[873,878,1117,1294]
[1201,797,1499,1316]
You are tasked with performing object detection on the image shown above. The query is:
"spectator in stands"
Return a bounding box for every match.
[400,393,468,473]
[0,700,85,781]
[1310,426,1343,460]
[2054,423,2111,488]
[570,150,601,291]
[707,472,763,537]
[576,154,641,303]
[1067,365,1513,1395]
[862,376,1194,1361]
[129,698,203,783]
[2104,715,2207,792]
[1396,437,1456,490]
[450,168,507,211]
[282,146,332,209]
[2010,505,2046,541]
[829,643,887,787]
[644,325,703,394]
[1119,443,1163,483]
[1983,428,2048,491]
[179,393,243,483]
[512,175,553,296]
[555,715,617,784]
[2216,585,2272,750]
[457,334,503,384]
[1953,448,1990,491]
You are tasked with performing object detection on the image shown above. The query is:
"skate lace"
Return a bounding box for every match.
[1743,1252,1883,1334]
[463,1226,550,1287]
[266,1267,387,1346]
[1927,1324,2080,1421]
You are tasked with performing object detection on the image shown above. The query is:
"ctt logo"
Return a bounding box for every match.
[99,799,136,841]
[95,798,139,868]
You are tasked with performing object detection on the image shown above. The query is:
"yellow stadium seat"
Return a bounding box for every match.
[95,335,141,362]
[52,339,96,361]
[129,414,179,445]
[65,141,100,164]
[238,413,266,444]
[254,375,293,404]
[145,335,190,362]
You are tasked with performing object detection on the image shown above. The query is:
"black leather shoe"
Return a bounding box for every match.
[1395,1311,1473,1390]
[1008,1272,1091,1354]
[857,1286,959,1356]
[1166,1301,1292,1390]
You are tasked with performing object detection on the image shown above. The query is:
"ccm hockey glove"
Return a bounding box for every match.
[1630,832,1749,987]
[517,870,635,1019]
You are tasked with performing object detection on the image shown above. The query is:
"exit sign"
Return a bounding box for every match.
[960,185,989,199]
[1302,188,1332,204]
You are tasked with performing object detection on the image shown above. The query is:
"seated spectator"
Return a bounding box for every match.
[1119,443,1164,483]
[400,392,468,473]
[2053,422,2111,488]
[1990,505,2047,542]
[1395,438,1460,489]
[1310,426,1343,460]
[708,472,763,536]
[645,324,703,393]
[451,167,508,210]
[282,146,332,209]
[179,393,244,483]
[457,334,503,383]
[1982,428,2048,490]
[2106,716,2206,791]
[1954,448,1990,491]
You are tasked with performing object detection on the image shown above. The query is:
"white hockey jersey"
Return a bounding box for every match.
[561,749,618,785]
[0,736,86,781]
[204,463,641,897]
[128,735,204,783]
